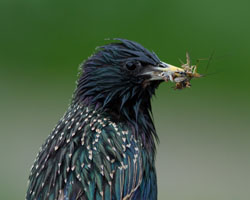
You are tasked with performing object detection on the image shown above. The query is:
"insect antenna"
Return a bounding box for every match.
[186,52,191,67]
[202,71,220,77]
[195,58,209,67]
[204,50,215,75]
[178,58,184,65]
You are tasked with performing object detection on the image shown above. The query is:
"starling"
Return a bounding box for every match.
[26,39,201,200]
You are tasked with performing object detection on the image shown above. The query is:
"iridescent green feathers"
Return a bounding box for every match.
[27,104,144,200]
[73,39,160,152]
[27,39,160,200]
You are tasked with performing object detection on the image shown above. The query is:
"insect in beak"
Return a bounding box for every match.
[144,52,203,89]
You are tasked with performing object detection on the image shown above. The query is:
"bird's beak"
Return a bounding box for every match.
[142,61,202,89]
[142,61,185,82]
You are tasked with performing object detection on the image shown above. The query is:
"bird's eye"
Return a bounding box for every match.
[125,61,141,71]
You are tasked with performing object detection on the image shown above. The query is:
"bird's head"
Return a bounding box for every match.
[74,39,201,117]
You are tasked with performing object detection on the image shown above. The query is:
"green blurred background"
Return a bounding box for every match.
[0,0,249,199]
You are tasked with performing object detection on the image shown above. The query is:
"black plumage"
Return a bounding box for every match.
[26,39,199,200]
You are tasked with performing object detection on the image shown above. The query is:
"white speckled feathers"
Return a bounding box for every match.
[27,104,144,200]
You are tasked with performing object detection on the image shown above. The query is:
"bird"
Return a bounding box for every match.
[26,39,201,200]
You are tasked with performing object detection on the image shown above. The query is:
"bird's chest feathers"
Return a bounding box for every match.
[27,105,156,199]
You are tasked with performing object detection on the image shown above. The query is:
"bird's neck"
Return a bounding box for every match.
[119,102,158,159]
[74,94,158,158]
[73,75,160,156]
